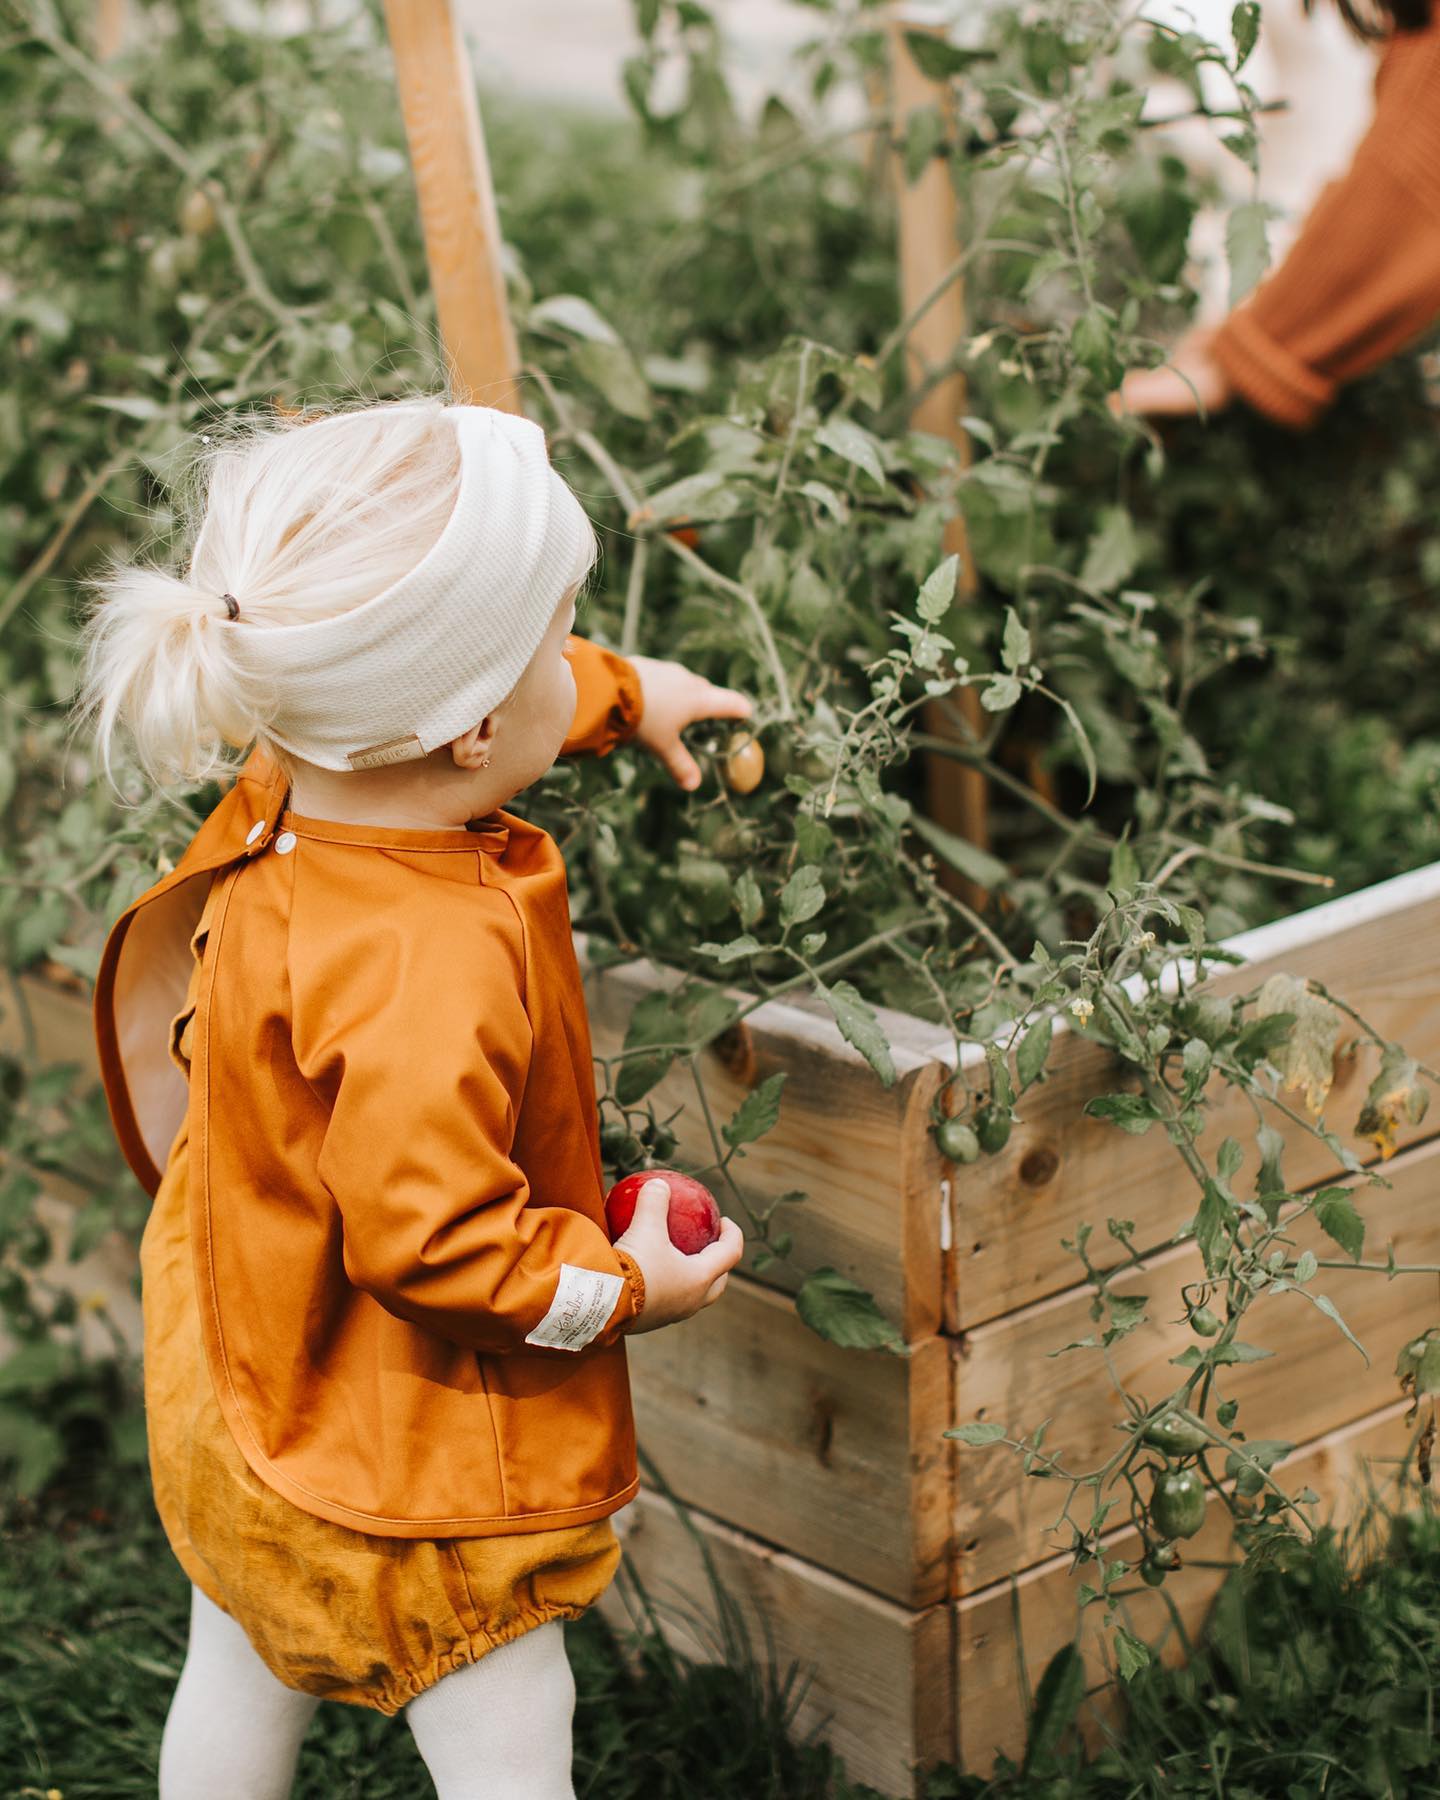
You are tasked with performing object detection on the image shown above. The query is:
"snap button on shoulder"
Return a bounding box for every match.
[274,831,298,855]
[245,819,267,845]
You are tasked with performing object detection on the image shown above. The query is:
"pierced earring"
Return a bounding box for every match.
[478,754,492,769]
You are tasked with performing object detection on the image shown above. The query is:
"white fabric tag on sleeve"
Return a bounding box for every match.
[524,1262,626,1352]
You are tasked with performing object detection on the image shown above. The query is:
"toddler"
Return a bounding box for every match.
[72,396,749,1799]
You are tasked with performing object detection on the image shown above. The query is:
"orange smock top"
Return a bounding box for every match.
[95,634,650,1539]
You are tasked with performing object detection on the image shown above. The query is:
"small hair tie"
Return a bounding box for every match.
[221,592,241,621]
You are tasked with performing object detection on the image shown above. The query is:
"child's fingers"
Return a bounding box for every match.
[658,739,703,791]
[690,1217,744,1282]
[627,1176,671,1231]
[700,1270,730,1306]
[695,683,753,721]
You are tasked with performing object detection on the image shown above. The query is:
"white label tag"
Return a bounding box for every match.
[524,1263,625,1353]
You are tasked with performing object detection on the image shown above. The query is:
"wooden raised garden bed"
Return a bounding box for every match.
[14,859,1439,1796]
[582,859,1440,1794]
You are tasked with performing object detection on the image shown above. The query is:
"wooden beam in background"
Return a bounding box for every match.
[382,0,521,411]
[889,10,989,883]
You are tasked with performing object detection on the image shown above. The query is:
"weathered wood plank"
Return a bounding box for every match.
[951,1133,1440,1593]
[581,942,953,1341]
[955,1400,1419,1772]
[948,863,1440,1330]
[601,1487,955,1799]
[628,1269,953,1607]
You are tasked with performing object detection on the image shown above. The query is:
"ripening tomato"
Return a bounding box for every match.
[975,1106,1013,1154]
[935,1118,982,1164]
[1140,1411,1210,1457]
[723,733,765,795]
[1150,1467,1206,1540]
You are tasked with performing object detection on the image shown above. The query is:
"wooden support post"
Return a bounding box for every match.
[95,0,126,60]
[889,10,989,872]
[382,0,521,411]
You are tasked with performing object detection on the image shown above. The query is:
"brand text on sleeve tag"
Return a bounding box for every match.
[524,1263,626,1352]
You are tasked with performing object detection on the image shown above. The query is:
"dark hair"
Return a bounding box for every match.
[1308,0,1431,40]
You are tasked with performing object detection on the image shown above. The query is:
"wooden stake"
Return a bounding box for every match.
[382,0,521,412]
[95,0,126,60]
[889,10,989,874]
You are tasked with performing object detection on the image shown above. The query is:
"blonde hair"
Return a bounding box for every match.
[71,393,475,795]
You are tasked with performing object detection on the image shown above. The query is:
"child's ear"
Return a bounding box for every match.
[450,718,497,770]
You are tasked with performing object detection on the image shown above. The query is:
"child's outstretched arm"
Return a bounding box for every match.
[560,634,752,788]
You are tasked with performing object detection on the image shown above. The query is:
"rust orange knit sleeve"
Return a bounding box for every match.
[559,634,644,758]
[1212,13,1440,428]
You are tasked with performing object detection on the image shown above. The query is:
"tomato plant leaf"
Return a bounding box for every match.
[1312,1291,1369,1364]
[902,31,995,81]
[1224,1436,1292,1496]
[1079,505,1139,593]
[1315,1187,1365,1262]
[1232,0,1260,67]
[795,1267,907,1354]
[1113,1627,1151,1684]
[1083,1093,1160,1135]
[723,1071,787,1150]
[733,870,763,929]
[697,935,762,964]
[1193,1178,1235,1278]
[813,418,886,489]
[1255,974,1339,1118]
[779,865,826,927]
[1016,1014,1053,1092]
[529,292,620,344]
[915,553,960,624]
[820,979,897,1087]
[615,1050,673,1106]
[944,1421,1007,1446]
[1225,200,1271,307]
[910,811,1010,890]
[1022,1644,1086,1774]
[1001,607,1032,672]
[571,339,653,422]
[981,672,1023,712]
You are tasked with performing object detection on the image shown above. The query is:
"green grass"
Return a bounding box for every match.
[6,1431,1440,1798]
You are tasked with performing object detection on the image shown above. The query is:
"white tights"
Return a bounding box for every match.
[157,1582,578,1799]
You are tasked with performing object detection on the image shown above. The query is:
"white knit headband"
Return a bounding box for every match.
[225,404,595,772]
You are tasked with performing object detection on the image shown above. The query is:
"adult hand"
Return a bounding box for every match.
[627,654,753,791]
[1109,327,1234,421]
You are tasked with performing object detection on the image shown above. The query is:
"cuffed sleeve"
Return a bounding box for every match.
[1211,17,1440,428]
[303,900,642,1357]
[560,634,644,758]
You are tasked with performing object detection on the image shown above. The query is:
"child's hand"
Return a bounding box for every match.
[626,655,753,791]
[614,1176,745,1334]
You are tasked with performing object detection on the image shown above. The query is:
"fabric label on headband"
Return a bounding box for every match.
[524,1263,625,1352]
[346,733,426,771]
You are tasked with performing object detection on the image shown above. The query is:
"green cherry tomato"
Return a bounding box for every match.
[1151,1467,1207,1541]
[975,1106,1013,1154]
[1189,1305,1222,1337]
[935,1118,982,1164]
[1181,993,1234,1048]
[1140,1411,1210,1457]
[1140,1556,1168,1588]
